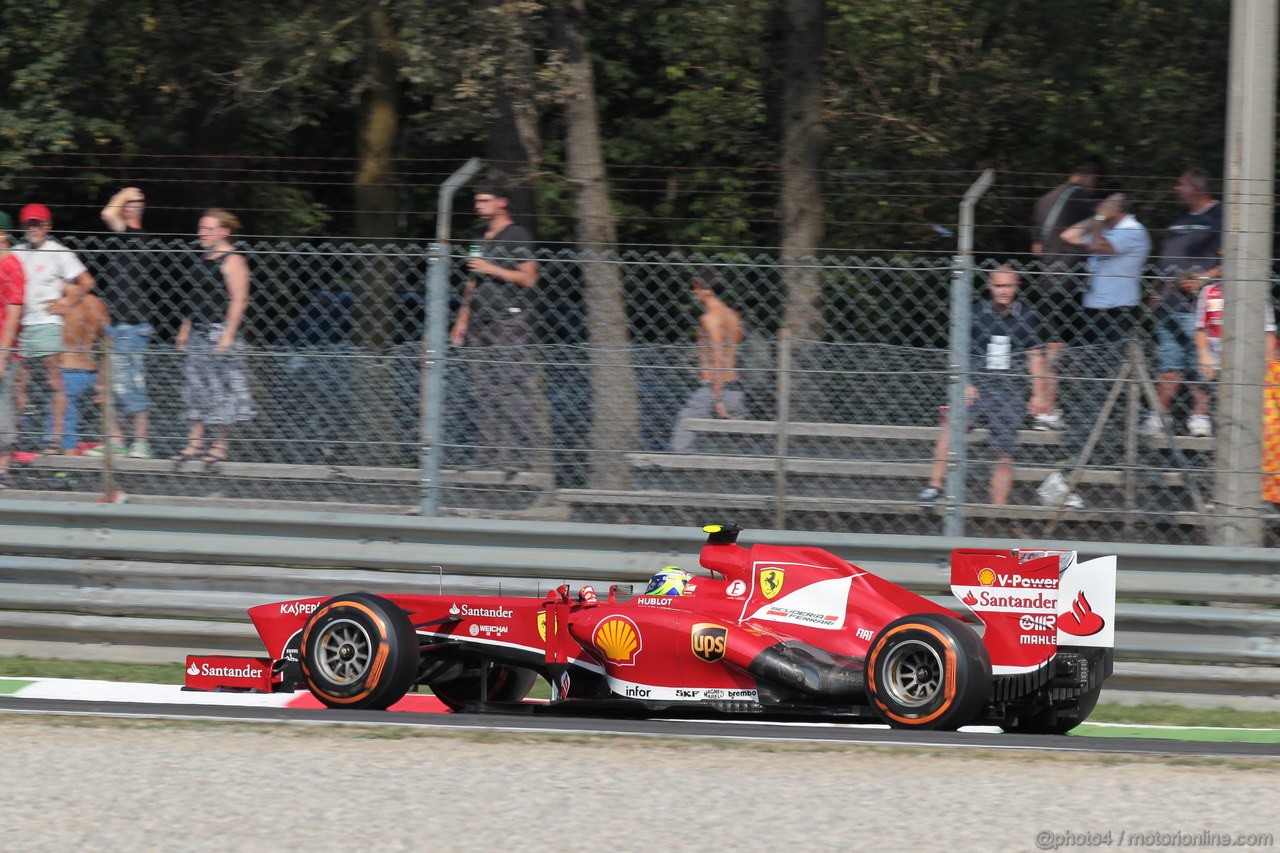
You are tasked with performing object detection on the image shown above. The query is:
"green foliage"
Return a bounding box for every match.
[0,0,1242,251]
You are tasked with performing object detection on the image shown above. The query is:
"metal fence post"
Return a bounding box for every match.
[100,335,116,502]
[944,169,994,538]
[773,330,793,529]
[1214,0,1275,547]
[420,158,482,517]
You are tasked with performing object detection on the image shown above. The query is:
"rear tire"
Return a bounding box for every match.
[429,663,539,711]
[300,593,419,710]
[865,614,991,730]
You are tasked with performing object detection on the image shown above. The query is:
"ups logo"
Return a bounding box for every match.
[691,623,728,662]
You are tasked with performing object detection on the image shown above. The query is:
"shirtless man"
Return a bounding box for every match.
[51,292,110,453]
[670,269,745,453]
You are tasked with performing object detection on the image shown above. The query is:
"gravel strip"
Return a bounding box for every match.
[1,718,1276,852]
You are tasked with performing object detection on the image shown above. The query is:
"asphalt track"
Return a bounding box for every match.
[1,695,1277,760]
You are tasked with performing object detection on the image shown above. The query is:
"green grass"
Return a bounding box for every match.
[0,656,188,685]
[3,657,1277,730]
[1087,702,1280,729]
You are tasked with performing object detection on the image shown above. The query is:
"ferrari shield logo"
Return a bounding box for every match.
[691,623,728,662]
[760,567,785,600]
[537,611,547,642]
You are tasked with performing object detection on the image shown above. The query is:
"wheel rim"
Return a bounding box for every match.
[314,618,374,684]
[882,638,944,708]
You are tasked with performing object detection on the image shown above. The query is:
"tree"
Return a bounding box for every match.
[778,0,827,342]
[550,0,639,490]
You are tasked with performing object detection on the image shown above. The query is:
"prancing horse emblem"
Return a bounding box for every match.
[760,568,785,600]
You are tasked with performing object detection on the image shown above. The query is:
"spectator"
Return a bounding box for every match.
[1264,345,1280,512]
[919,266,1045,506]
[49,292,110,454]
[670,268,746,453]
[1197,279,1280,513]
[13,203,96,455]
[1061,192,1150,333]
[1193,277,1276,384]
[0,212,24,484]
[1049,192,1151,508]
[173,209,253,470]
[449,185,540,470]
[1030,160,1102,430]
[90,186,154,458]
[1145,168,1221,438]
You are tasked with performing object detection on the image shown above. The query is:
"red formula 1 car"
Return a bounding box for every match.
[186,524,1117,732]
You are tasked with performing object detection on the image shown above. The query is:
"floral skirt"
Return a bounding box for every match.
[182,324,255,425]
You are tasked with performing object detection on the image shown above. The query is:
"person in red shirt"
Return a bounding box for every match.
[1194,280,1277,381]
[1194,278,1280,510]
[0,211,25,483]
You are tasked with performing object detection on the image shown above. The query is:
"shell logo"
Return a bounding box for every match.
[592,616,642,665]
[978,568,997,586]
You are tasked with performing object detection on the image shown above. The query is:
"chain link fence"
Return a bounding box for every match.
[4,233,1277,546]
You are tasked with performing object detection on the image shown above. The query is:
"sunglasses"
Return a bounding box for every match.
[22,220,50,227]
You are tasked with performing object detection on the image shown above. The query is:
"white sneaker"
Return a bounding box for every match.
[1032,411,1062,431]
[1037,471,1086,509]
[83,444,128,458]
[127,439,153,459]
[1186,414,1213,438]
[918,486,941,504]
[1141,411,1165,436]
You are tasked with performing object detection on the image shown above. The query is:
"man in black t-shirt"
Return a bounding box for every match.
[919,265,1046,507]
[94,186,154,458]
[1147,167,1221,438]
[1029,160,1102,430]
[449,186,541,469]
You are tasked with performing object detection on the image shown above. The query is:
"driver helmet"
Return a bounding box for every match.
[644,566,693,596]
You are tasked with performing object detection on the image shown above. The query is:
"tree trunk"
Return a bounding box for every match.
[352,3,400,244]
[551,0,638,491]
[779,0,826,343]
[351,4,401,461]
[486,0,542,232]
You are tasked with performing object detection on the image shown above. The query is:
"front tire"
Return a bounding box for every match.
[866,614,991,730]
[300,593,420,710]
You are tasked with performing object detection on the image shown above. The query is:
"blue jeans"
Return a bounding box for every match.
[47,369,97,451]
[1155,311,1199,380]
[109,322,152,415]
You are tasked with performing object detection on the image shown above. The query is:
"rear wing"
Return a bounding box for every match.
[950,548,1116,676]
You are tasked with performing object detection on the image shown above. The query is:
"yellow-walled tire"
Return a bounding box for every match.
[300,593,419,710]
[866,614,991,730]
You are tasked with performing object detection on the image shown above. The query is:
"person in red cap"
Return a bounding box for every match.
[14,203,96,454]
[0,211,24,484]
